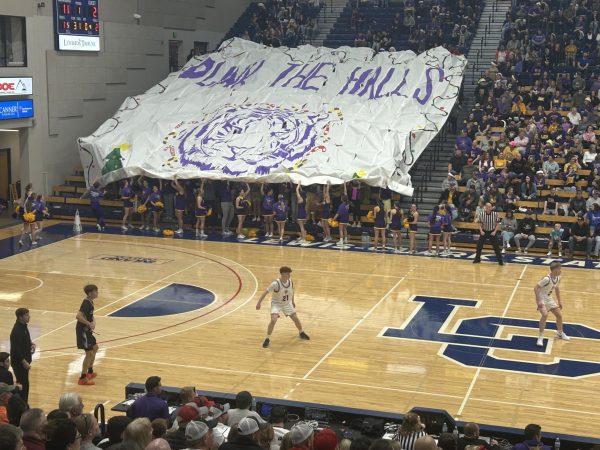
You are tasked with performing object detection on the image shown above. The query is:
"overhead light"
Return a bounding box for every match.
[0,129,19,132]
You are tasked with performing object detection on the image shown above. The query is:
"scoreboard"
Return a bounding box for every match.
[53,0,100,51]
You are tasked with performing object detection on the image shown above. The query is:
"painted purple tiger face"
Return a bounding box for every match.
[174,104,331,175]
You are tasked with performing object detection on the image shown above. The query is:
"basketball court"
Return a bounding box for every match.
[2,222,600,439]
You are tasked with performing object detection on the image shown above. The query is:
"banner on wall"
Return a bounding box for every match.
[79,38,466,195]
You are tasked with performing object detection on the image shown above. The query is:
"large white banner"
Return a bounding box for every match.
[79,38,465,195]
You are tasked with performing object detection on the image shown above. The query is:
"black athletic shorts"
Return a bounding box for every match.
[76,328,97,351]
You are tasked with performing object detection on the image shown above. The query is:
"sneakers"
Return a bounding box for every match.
[524,248,528,254]
[121,225,128,231]
[153,227,160,233]
[516,248,522,254]
[502,248,506,254]
[262,338,270,348]
[237,234,245,239]
[559,251,562,257]
[547,251,552,256]
[96,224,102,231]
[556,331,571,341]
[299,331,310,340]
[78,377,95,386]
[139,226,146,231]
[175,228,183,235]
[87,372,97,379]
[536,337,544,347]
[200,233,208,239]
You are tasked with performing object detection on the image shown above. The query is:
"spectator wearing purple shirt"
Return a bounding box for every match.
[455,130,472,152]
[126,376,169,422]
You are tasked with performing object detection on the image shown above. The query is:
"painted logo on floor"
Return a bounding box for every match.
[381,296,600,378]
[109,283,215,317]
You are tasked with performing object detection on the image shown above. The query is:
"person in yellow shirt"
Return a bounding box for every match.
[511,96,526,115]
[565,40,578,66]
[499,142,520,162]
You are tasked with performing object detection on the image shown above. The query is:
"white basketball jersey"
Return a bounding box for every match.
[538,275,560,299]
[269,279,293,303]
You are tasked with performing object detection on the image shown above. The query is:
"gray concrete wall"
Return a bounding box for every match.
[0,0,251,193]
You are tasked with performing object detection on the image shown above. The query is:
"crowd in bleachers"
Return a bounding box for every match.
[0,373,558,450]
[443,0,600,258]
[343,0,480,54]
[235,0,323,47]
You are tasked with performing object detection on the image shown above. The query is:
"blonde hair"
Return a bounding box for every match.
[123,418,153,450]
[280,432,294,450]
[339,439,352,450]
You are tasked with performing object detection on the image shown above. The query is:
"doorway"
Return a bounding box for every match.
[0,148,11,200]
[169,40,183,72]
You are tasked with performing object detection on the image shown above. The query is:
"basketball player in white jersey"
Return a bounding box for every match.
[256,266,310,348]
[534,261,570,347]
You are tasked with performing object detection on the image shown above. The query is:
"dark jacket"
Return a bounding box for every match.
[0,367,14,385]
[10,321,32,365]
[164,427,187,450]
[571,221,590,238]
[457,436,492,450]
[220,436,264,450]
[518,218,536,234]
[510,158,527,175]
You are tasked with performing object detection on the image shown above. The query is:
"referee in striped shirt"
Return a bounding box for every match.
[474,202,504,265]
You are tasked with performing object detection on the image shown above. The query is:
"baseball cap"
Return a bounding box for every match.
[0,383,15,395]
[314,428,338,450]
[237,416,267,436]
[186,420,215,443]
[290,423,315,445]
[178,405,199,423]
[208,403,230,420]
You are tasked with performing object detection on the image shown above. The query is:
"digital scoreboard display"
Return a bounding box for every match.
[53,0,100,51]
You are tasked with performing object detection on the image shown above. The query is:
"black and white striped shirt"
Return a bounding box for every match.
[479,211,499,232]
[396,431,427,450]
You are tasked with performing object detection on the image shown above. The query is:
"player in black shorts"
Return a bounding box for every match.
[76,284,99,386]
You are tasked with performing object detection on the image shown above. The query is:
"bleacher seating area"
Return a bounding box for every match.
[222,0,323,48]
[443,0,600,258]
[324,0,480,53]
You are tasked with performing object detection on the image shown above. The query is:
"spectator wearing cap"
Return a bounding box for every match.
[221,417,266,450]
[98,416,132,449]
[19,408,46,450]
[288,423,314,450]
[206,404,231,447]
[227,391,262,427]
[466,171,484,196]
[568,190,587,216]
[165,405,200,450]
[512,424,551,450]
[441,173,458,191]
[313,429,338,450]
[9,307,34,404]
[269,406,289,450]
[185,420,215,450]
[514,210,536,254]
[127,376,169,422]
[568,215,592,258]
